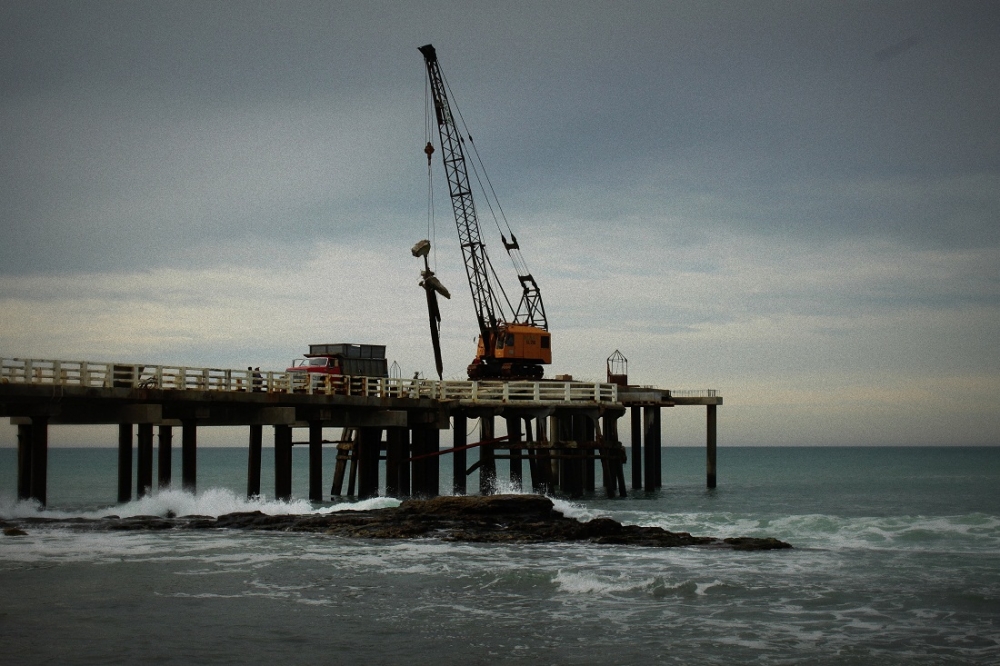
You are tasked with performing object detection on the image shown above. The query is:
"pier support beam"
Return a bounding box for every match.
[479,415,496,495]
[707,404,717,489]
[385,427,408,498]
[452,415,467,495]
[137,423,154,498]
[247,424,262,498]
[507,416,522,491]
[602,413,627,498]
[630,406,642,489]
[309,422,323,502]
[582,415,596,493]
[118,423,133,503]
[643,407,661,490]
[274,424,293,501]
[158,426,172,489]
[25,416,49,506]
[17,422,31,501]
[356,427,382,499]
[182,420,197,493]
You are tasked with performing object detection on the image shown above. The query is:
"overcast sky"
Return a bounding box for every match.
[2,1,998,447]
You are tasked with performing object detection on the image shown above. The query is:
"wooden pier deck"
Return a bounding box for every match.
[1,357,721,506]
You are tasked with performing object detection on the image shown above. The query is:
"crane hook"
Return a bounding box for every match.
[424,142,435,165]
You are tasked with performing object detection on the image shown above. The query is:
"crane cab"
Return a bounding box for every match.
[471,323,551,379]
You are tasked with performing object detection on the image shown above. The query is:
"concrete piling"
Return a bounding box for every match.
[158,425,172,489]
[181,420,197,492]
[707,404,717,489]
[137,423,154,498]
[274,424,293,501]
[309,422,323,502]
[118,423,133,503]
[452,415,467,495]
[247,424,262,498]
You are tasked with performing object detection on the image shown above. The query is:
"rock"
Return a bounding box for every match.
[0,495,792,550]
[4,527,28,537]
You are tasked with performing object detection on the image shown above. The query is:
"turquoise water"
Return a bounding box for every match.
[2,446,998,664]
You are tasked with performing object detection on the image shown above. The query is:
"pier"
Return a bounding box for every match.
[1,357,721,506]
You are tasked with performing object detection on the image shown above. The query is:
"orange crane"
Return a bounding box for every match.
[419,43,551,380]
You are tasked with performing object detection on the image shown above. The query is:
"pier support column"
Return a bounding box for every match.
[158,426,172,489]
[29,416,48,506]
[356,427,382,499]
[137,423,154,498]
[17,422,31,501]
[452,415,467,495]
[602,413,627,498]
[247,424,262,498]
[707,404,717,489]
[182,420,197,493]
[643,407,661,490]
[411,426,426,496]
[479,415,496,495]
[426,427,440,498]
[274,424,293,501]
[118,423,133,503]
[630,406,642,489]
[309,422,323,502]
[579,415,595,493]
[385,427,408,498]
[506,416,522,491]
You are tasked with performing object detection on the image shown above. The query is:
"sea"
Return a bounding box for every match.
[1,445,998,665]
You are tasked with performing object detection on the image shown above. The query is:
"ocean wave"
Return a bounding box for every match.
[0,487,400,521]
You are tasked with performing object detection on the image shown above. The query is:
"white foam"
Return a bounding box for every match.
[0,487,401,521]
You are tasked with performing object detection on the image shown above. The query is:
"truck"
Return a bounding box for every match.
[286,343,388,391]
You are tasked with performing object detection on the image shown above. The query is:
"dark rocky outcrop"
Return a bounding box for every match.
[2,495,792,550]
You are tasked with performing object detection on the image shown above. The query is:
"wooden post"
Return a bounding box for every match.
[158,426,172,489]
[274,424,293,501]
[356,427,381,499]
[630,406,642,489]
[479,415,496,495]
[707,404,717,489]
[506,416,522,491]
[385,427,403,498]
[309,421,323,502]
[397,428,404,497]
[609,416,628,497]
[523,418,538,493]
[426,427,440,498]
[580,415,595,493]
[118,423,133,503]
[653,406,662,488]
[137,423,154,498]
[29,416,48,506]
[643,407,657,491]
[247,424,262,498]
[411,426,427,496]
[331,428,353,496]
[17,422,31,501]
[452,415,467,495]
[182,419,197,493]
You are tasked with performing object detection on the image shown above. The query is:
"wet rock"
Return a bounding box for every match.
[1,495,792,550]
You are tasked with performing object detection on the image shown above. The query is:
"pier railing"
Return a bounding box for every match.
[668,389,719,398]
[0,357,619,404]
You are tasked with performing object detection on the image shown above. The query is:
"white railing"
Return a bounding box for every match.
[668,389,718,398]
[0,357,619,404]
